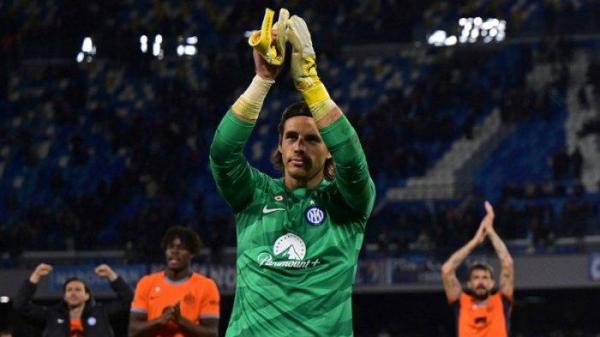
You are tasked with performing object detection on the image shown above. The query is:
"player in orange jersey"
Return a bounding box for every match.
[441,202,514,337]
[129,226,220,337]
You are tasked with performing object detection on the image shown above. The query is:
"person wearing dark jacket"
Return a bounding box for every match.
[13,263,133,337]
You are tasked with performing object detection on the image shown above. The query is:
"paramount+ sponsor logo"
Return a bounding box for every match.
[257,233,321,269]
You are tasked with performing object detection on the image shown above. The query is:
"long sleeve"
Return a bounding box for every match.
[12,280,48,326]
[103,276,134,318]
[319,115,375,218]
[209,110,269,212]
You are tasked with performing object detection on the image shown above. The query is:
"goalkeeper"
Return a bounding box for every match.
[209,8,376,337]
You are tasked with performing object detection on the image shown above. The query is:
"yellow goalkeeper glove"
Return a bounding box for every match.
[286,15,336,121]
[248,8,289,66]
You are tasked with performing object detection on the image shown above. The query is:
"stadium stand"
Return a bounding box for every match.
[1,0,600,336]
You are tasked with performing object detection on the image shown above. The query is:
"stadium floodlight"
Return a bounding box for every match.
[460,17,473,30]
[482,20,494,30]
[434,17,507,46]
[82,37,95,53]
[497,20,507,41]
[152,34,164,59]
[497,30,506,42]
[184,45,197,56]
[427,30,460,47]
[177,36,198,57]
[444,36,457,46]
[427,30,447,46]
[76,36,96,63]
[140,35,148,53]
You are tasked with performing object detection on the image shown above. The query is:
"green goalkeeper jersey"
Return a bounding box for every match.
[210,110,375,337]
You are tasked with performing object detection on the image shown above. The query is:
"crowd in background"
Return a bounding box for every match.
[0,0,599,265]
[2,2,600,337]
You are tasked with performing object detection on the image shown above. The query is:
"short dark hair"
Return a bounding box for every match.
[160,226,202,255]
[63,277,90,293]
[468,261,494,279]
[270,101,335,180]
[63,277,92,301]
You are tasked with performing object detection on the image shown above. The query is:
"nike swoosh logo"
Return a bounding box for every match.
[263,206,285,214]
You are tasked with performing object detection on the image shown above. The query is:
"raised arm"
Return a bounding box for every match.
[209,10,286,211]
[441,216,488,303]
[12,263,53,325]
[287,15,375,216]
[483,202,514,298]
[94,264,134,317]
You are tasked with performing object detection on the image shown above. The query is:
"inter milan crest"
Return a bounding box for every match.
[184,292,196,305]
[305,206,326,225]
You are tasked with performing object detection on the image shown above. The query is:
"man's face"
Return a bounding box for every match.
[467,269,495,300]
[63,280,89,308]
[165,237,193,271]
[278,116,331,185]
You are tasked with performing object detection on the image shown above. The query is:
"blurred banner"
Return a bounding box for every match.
[46,263,236,295]
[49,264,147,292]
[355,257,442,287]
[2,254,600,299]
[589,253,600,281]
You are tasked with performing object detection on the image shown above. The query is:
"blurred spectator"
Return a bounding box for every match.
[578,118,600,138]
[571,147,583,180]
[560,198,593,238]
[550,147,570,180]
[548,147,584,182]
[577,85,590,110]
[526,214,554,254]
[463,111,476,139]
[0,0,598,259]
